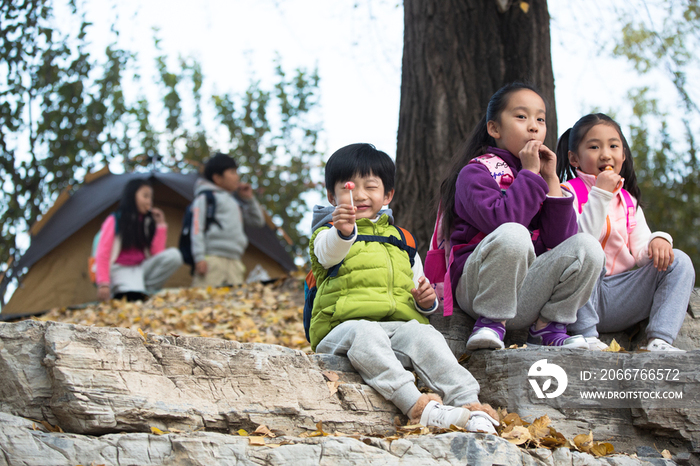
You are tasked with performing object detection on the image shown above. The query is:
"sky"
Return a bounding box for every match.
[80,0,682,164]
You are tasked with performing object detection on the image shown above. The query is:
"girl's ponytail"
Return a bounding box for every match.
[555,128,575,182]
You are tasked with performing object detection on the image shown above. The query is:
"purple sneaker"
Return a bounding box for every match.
[527,322,588,349]
[466,317,505,350]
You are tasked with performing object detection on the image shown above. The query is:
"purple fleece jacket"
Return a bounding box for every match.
[448,147,578,290]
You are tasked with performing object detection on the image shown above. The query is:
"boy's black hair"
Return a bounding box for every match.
[204,152,239,182]
[118,178,156,250]
[325,143,395,195]
[555,113,642,205]
[437,82,547,240]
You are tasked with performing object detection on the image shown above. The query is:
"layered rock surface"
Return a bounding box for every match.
[0,319,696,465]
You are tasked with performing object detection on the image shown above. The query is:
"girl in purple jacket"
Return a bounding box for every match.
[437,83,605,350]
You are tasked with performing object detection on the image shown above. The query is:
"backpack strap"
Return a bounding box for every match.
[355,225,417,267]
[201,190,222,233]
[567,178,588,214]
[322,221,417,277]
[620,189,637,235]
[568,178,636,235]
[430,203,444,251]
[394,226,417,267]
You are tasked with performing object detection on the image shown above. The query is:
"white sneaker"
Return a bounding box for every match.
[585,337,609,351]
[641,338,686,353]
[466,327,505,351]
[465,411,499,434]
[420,401,499,434]
[420,400,471,429]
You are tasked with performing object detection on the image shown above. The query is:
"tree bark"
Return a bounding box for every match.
[394,0,556,254]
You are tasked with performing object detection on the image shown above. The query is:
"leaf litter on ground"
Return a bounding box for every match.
[36,279,311,352]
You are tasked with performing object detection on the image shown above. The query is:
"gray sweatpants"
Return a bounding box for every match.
[315,319,480,415]
[456,223,605,330]
[568,249,695,343]
[110,248,183,295]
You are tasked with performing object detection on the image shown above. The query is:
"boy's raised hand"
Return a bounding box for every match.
[649,237,674,271]
[237,183,254,200]
[332,186,356,237]
[411,276,436,309]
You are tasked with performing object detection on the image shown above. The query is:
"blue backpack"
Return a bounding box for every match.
[179,190,222,274]
[303,222,417,342]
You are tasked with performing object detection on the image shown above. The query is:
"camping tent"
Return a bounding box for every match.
[0,168,296,317]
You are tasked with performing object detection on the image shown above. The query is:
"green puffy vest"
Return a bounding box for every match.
[309,214,429,350]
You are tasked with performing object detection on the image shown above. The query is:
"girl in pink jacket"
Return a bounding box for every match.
[556,113,694,352]
[95,179,182,301]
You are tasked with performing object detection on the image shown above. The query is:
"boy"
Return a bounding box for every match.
[191,152,265,287]
[309,143,499,433]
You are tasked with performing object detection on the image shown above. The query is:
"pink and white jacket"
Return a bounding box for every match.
[94,214,168,286]
[563,170,672,276]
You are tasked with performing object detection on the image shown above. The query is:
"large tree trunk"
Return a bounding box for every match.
[394,0,556,253]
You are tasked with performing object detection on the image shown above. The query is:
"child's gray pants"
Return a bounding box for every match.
[456,223,605,329]
[315,319,480,415]
[110,248,182,295]
[568,249,695,344]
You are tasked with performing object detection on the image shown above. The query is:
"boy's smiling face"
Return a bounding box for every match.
[328,173,394,220]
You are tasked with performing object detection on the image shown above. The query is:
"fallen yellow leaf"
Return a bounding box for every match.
[520,2,530,13]
[41,420,64,433]
[501,425,531,445]
[502,412,527,427]
[254,425,275,438]
[539,433,570,449]
[308,421,329,437]
[327,380,340,396]
[603,339,623,352]
[248,436,266,446]
[573,431,594,451]
[528,415,551,440]
[150,426,165,435]
[590,442,615,457]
